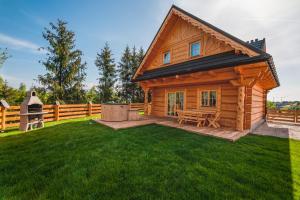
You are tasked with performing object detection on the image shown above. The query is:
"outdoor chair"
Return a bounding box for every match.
[207,112,221,128]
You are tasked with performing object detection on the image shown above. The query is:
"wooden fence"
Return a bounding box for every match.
[0,103,145,130]
[267,109,300,124]
[129,103,144,110]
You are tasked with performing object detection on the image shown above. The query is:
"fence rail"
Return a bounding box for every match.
[267,109,300,124]
[0,103,144,130]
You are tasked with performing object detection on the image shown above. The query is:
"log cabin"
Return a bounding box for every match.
[132,5,279,131]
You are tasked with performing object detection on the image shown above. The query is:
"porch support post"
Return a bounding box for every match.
[236,86,245,131]
[143,88,149,115]
[1,107,6,131]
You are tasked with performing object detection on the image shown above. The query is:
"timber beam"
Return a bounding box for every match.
[142,71,238,88]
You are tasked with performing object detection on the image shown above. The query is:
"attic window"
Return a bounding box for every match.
[190,42,201,57]
[163,51,170,64]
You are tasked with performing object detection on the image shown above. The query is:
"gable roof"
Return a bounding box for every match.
[133,51,270,82]
[171,5,266,55]
[132,5,279,86]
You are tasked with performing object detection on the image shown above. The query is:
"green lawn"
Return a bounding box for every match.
[0,118,299,200]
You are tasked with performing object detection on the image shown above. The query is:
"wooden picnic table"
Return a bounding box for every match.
[176,109,220,128]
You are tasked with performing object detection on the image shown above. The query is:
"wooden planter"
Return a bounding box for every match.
[101,104,129,121]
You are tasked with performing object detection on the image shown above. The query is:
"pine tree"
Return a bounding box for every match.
[0,80,16,104]
[132,47,144,103]
[0,48,9,68]
[118,45,132,102]
[38,19,87,104]
[31,86,50,104]
[95,42,116,103]
[15,83,26,104]
[85,86,99,103]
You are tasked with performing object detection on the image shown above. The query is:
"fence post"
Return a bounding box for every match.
[295,110,298,123]
[1,107,6,131]
[88,101,92,116]
[54,101,60,121]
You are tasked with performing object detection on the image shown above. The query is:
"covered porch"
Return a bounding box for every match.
[138,60,276,132]
[94,116,249,142]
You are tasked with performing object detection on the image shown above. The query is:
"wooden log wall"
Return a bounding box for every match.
[244,83,266,129]
[144,16,233,71]
[151,88,166,117]
[220,84,238,129]
[150,83,238,129]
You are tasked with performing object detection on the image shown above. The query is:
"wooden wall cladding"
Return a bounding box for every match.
[251,84,265,126]
[151,88,166,117]
[151,83,238,129]
[244,83,266,129]
[144,16,233,71]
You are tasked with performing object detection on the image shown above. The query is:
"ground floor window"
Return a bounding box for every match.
[201,90,217,107]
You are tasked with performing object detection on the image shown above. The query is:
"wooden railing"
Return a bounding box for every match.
[267,109,300,124]
[0,103,145,130]
[129,103,144,110]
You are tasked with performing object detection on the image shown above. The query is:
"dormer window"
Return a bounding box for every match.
[190,42,201,57]
[163,51,170,64]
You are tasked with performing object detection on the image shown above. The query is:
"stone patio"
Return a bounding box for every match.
[252,122,300,140]
[94,117,249,142]
[94,118,157,130]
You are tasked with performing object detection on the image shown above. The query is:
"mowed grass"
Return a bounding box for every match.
[0,118,299,200]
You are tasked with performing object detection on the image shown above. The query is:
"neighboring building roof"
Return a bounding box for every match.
[133,51,271,82]
[247,38,266,50]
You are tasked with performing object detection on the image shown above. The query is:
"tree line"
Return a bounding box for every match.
[0,19,144,105]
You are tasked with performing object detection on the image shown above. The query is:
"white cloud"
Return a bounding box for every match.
[1,72,34,89]
[0,33,44,54]
[1,73,19,82]
[19,9,47,27]
[172,0,300,101]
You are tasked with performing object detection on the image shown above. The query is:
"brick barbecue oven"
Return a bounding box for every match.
[19,90,46,131]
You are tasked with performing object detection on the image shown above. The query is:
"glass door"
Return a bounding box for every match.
[167,93,176,116]
[176,92,184,111]
[167,91,184,116]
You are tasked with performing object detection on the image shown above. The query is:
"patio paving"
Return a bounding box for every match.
[94,117,249,142]
[94,118,157,130]
[252,122,300,140]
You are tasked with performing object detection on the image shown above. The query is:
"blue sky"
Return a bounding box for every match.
[0,0,299,101]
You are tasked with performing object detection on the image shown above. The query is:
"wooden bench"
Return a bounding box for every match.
[177,110,206,127]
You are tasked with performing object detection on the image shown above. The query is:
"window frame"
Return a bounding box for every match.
[200,90,217,108]
[163,51,171,64]
[190,41,201,58]
[165,90,186,117]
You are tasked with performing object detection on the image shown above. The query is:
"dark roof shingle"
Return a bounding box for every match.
[133,51,271,82]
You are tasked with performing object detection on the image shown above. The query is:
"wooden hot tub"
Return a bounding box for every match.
[101,103,129,121]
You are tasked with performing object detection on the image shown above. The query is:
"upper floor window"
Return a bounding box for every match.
[163,51,170,64]
[201,90,217,107]
[190,42,201,57]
